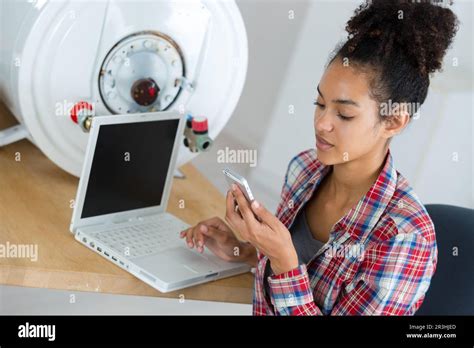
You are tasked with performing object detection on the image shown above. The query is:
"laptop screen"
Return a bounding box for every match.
[81,119,180,218]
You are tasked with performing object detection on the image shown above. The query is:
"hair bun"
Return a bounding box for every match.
[345,0,459,75]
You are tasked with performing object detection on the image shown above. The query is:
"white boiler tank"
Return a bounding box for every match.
[0,0,248,176]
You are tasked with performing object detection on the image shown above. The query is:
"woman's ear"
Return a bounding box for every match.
[382,102,411,138]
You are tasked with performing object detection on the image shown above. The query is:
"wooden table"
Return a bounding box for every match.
[0,102,254,304]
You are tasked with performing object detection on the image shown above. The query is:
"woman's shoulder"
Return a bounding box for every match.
[284,148,321,186]
[382,171,436,245]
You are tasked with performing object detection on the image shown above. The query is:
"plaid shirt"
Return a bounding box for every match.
[253,148,437,315]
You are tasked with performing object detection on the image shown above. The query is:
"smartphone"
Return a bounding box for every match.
[222,168,255,202]
[223,168,262,222]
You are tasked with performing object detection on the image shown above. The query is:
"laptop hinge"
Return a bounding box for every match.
[71,211,163,233]
[110,212,160,224]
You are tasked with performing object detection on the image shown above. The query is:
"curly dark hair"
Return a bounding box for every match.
[330,0,459,118]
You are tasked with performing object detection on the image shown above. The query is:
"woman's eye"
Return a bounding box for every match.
[313,101,325,108]
[337,113,353,121]
[313,101,353,120]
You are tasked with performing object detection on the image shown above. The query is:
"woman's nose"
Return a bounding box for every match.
[315,111,334,133]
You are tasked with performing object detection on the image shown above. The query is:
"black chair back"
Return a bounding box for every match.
[416,204,474,315]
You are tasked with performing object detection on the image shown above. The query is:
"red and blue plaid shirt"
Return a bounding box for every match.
[253,148,437,315]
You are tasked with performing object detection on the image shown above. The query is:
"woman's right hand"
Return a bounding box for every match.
[179,216,256,265]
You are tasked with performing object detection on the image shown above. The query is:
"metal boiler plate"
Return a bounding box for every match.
[99,31,185,114]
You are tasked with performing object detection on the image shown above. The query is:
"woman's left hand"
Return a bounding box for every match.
[225,184,299,275]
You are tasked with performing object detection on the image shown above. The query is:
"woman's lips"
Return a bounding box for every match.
[316,136,334,151]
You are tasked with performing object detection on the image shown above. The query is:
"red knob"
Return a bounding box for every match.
[191,116,208,133]
[70,101,93,124]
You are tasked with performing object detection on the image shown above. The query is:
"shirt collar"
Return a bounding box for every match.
[306,148,397,242]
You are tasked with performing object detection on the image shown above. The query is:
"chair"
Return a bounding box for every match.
[415,204,474,315]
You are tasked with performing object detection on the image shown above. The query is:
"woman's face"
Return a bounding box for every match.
[313,58,391,165]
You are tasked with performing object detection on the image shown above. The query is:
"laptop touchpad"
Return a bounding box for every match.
[132,246,219,282]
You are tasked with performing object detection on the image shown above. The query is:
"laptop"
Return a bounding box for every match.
[70,111,250,293]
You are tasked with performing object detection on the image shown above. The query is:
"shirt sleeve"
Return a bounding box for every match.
[267,263,324,315]
[266,232,435,315]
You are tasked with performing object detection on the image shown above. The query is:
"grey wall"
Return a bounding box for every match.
[192,0,310,208]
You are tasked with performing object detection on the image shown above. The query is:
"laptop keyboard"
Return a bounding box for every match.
[89,214,189,259]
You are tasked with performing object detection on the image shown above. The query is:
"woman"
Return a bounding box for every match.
[180,0,458,315]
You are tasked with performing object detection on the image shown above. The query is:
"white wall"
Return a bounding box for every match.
[192,0,311,207]
[193,0,473,213]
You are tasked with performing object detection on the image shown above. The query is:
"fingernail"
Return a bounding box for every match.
[187,242,193,248]
[231,183,237,191]
[200,225,207,232]
[252,200,260,209]
[198,241,203,247]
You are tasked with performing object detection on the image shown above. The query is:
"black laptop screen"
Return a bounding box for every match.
[81,119,179,218]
